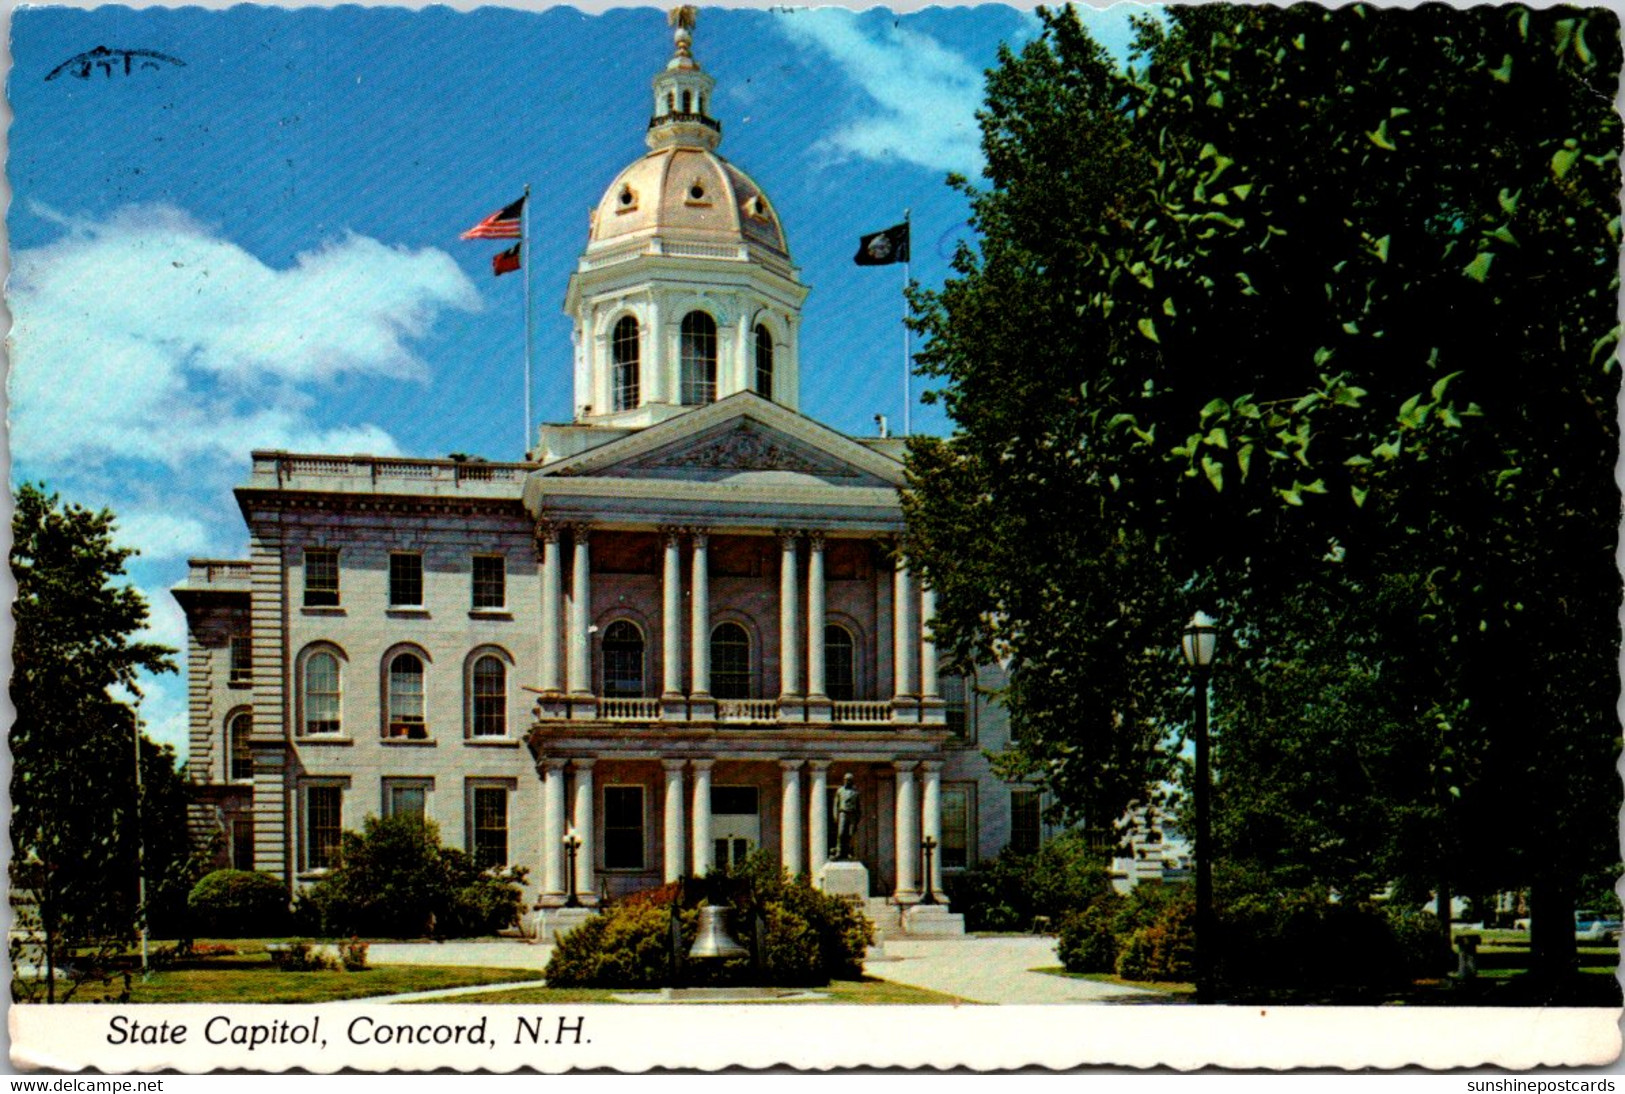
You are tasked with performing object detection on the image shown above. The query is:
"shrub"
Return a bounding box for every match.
[187,870,290,938]
[1114,890,1196,982]
[301,815,528,939]
[339,938,369,971]
[944,831,1110,931]
[273,940,336,972]
[544,854,873,989]
[1057,894,1123,973]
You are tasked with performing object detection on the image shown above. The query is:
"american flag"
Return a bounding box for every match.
[461,195,525,240]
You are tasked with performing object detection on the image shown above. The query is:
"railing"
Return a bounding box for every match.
[253,452,534,490]
[717,699,777,723]
[830,701,892,724]
[598,697,661,721]
[661,241,745,261]
[187,559,253,586]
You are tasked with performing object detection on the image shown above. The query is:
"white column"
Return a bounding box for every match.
[892,762,919,901]
[541,758,567,898]
[691,759,714,878]
[806,532,827,699]
[920,585,940,700]
[807,761,830,883]
[568,526,592,696]
[661,528,683,697]
[921,761,943,897]
[892,554,917,699]
[689,529,711,696]
[572,759,596,898]
[662,760,687,882]
[780,761,804,876]
[539,526,563,693]
[777,531,801,698]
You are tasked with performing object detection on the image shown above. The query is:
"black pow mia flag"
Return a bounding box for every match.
[854,222,910,265]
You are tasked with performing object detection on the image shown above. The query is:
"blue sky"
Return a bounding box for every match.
[8,3,1150,754]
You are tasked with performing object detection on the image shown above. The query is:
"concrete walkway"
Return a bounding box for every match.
[867,936,1174,1005]
[357,936,1176,1005]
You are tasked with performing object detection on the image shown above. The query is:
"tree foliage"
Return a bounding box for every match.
[905,3,1619,972]
[10,484,192,1001]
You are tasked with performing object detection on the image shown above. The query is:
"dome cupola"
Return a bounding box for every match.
[563,7,809,430]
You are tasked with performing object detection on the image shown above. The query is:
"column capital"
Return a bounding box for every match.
[806,759,831,773]
[919,759,943,774]
[541,756,568,774]
[779,759,804,774]
[891,760,918,777]
[567,521,593,540]
[535,521,562,546]
[806,530,826,552]
[684,526,711,545]
[659,525,684,547]
[775,528,802,549]
[571,757,597,772]
[662,758,687,774]
[690,758,716,773]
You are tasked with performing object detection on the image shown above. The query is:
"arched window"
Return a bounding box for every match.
[387,652,427,738]
[602,621,645,698]
[303,650,342,736]
[228,710,253,781]
[711,622,751,699]
[679,311,717,405]
[612,316,640,412]
[681,89,692,113]
[471,654,507,737]
[826,625,855,701]
[754,324,774,399]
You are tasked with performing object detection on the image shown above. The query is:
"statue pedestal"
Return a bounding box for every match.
[529,906,596,944]
[818,860,869,902]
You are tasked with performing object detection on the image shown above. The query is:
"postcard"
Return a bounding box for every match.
[7,0,1621,1073]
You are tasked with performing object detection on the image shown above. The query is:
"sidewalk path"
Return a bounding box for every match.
[866,937,1174,1005]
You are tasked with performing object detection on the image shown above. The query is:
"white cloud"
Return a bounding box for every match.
[775,12,989,178]
[111,510,214,562]
[9,203,481,472]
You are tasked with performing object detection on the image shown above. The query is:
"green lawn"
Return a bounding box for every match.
[14,940,545,1005]
[445,977,972,1005]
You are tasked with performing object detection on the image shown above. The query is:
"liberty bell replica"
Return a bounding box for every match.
[688,905,748,960]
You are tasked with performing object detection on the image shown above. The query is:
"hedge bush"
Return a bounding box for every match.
[544,853,873,989]
[187,869,290,938]
[1056,895,1122,973]
[943,831,1110,931]
[301,815,527,938]
[1115,890,1196,982]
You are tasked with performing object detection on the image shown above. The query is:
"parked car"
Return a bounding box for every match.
[1574,910,1622,943]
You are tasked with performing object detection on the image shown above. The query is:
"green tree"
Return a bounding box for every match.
[10,484,191,1002]
[906,4,1619,978]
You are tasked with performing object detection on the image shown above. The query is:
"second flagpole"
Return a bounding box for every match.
[902,208,911,437]
[521,183,533,457]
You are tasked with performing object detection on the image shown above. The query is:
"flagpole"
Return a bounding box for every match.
[902,208,912,437]
[521,184,533,457]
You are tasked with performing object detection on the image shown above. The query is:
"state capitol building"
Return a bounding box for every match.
[175,14,1050,921]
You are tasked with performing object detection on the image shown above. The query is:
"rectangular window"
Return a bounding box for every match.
[385,782,428,822]
[472,786,509,869]
[307,785,342,870]
[603,786,645,870]
[941,786,971,870]
[230,816,255,872]
[941,674,971,741]
[229,635,253,683]
[389,552,423,607]
[472,555,506,610]
[1010,790,1041,855]
[304,548,340,607]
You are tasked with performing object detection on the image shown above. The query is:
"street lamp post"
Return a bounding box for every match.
[563,830,583,908]
[919,836,939,905]
[1182,610,1219,1005]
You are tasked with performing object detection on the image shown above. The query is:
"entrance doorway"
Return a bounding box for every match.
[710,785,759,869]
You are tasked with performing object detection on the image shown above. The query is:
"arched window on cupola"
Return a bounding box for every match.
[754,323,774,399]
[612,316,640,412]
[680,311,718,405]
[682,89,692,113]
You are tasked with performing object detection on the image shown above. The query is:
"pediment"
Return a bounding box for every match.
[537,395,904,489]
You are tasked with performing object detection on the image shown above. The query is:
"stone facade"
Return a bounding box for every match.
[175,16,1049,911]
